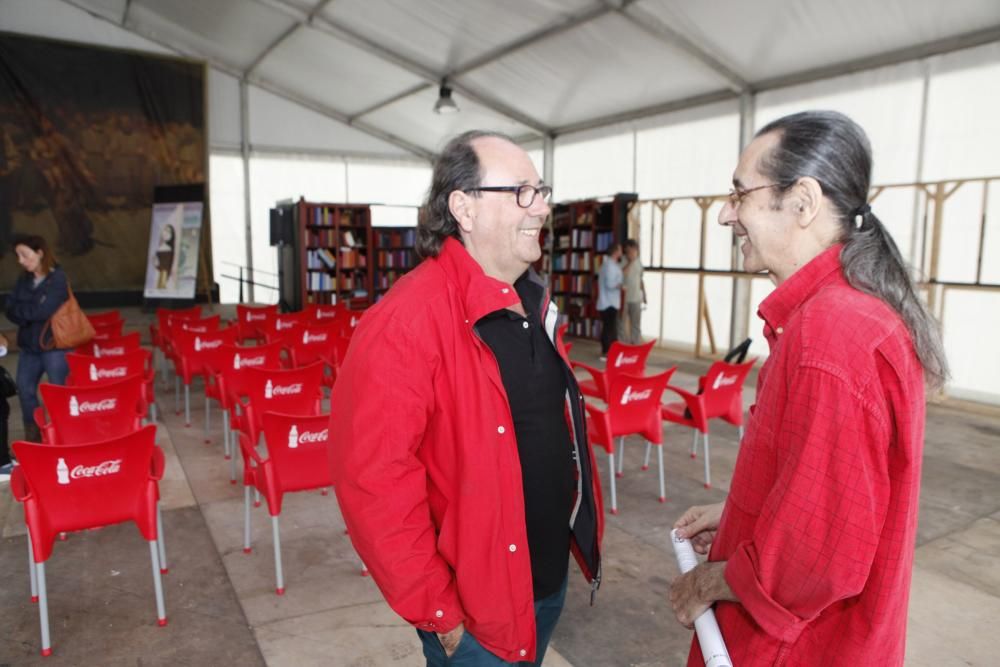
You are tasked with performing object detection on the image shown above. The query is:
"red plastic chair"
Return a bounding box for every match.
[36,374,146,445]
[172,326,238,429]
[308,303,342,323]
[555,322,573,358]
[318,334,352,388]
[585,369,674,514]
[331,308,365,338]
[10,425,167,656]
[240,412,334,593]
[288,324,339,368]
[572,339,657,401]
[235,304,278,344]
[214,342,286,481]
[151,306,202,378]
[659,359,756,488]
[91,319,125,340]
[75,331,142,357]
[85,310,123,327]
[262,312,304,348]
[66,349,157,422]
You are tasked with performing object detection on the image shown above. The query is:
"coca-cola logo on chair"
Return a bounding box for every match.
[56,457,122,484]
[69,396,118,416]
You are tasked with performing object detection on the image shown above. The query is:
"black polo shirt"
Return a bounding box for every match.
[476,272,575,600]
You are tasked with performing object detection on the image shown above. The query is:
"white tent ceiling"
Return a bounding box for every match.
[15,0,1000,159]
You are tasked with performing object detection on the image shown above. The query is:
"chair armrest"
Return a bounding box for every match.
[151,446,166,481]
[583,402,605,419]
[237,432,265,466]
[10,466,30,501]
[663,384,706,425]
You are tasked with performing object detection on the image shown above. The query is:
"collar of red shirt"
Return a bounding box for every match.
[757,243,845,340]
[434,237,524,324]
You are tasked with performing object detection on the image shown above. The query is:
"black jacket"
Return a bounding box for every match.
[6,267,69,352]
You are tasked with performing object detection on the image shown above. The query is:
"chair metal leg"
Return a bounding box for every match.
[272,516,285,595]
[657,443,666,503]
[174,375,180,414]
[36,562,51,656]
[254,489,261,508]
[222,411,231,460]
[27,533,38,602]
[150,401,158,424]
[703,433,711,489]
[690,430,698,458]
[642,442,652,471]
[184,385,191,427]
[616,437,625,478]
[148,541,167,626]
[608,453,618,515]
[204,394,211,442]
[157,503,168,574]
[737,425,745,442]
[230,438,238,484]
[243,486,253,553]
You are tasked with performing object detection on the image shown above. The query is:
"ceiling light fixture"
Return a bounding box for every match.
[434,82,459,114]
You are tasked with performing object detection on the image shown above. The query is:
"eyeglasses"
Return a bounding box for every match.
[727,183,782,208]
[467,184,553,208]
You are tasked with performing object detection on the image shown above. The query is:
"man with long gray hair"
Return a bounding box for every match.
[669,110,947,666]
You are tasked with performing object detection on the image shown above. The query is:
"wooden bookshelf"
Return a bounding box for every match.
[547,193,637,340]
[295,199,373,309]
[372,226,418,302]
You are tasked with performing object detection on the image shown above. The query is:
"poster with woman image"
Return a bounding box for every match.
[143,201,203,298]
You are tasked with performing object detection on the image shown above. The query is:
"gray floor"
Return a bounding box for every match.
[1,308,998,666]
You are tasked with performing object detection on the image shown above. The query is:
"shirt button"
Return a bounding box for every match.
[435,610,444,618]
[776,326,784,334]
[520,649,527,657]
[497,426,505,434]
[522,321,529,329]
[501,288,510,294]
[509,544,517,552]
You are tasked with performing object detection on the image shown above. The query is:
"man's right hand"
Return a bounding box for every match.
[673,502,724,555]
[437,623,465,658]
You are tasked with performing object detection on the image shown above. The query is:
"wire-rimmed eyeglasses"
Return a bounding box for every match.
[726,183,782,208]
[467,184,553,208]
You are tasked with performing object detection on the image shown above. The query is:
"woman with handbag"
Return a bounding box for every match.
[5,235,70,443]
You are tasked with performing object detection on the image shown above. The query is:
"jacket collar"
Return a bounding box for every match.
[758,243,844,338]
[434,237,539,324]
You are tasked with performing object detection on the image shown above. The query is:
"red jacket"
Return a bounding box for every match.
[331,238,603,663]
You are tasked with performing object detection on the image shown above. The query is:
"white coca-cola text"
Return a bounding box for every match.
[198,339,223,349]
[317,310,336,319]
[712,373,738,390]
[240,355,266,367]
[303,332,328,344]
[620,386,652,404]
[270,383,303,396]
[71,458,122,479]
[247,312,266,321]
[298,429,328,444]
[614,353,639,368]
[97,346,125,355]
[78,398,117,414]
[276,320,295,330]
[94,367,128,379]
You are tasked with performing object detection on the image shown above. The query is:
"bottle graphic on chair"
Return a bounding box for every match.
[288,424,299,449]
[265,380,273,399]
[233,354,241,370]
[195,336,202,352]
[69,395,80,416]
[89,364,98,381]
[57,458,70,485]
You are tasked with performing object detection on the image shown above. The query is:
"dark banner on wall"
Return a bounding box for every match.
[0,32,207,293]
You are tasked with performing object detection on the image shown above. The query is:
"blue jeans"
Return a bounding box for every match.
[16,349,68,430]
[418,576,568,667]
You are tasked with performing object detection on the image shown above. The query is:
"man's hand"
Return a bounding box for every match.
[673,502,724,555]
[670,561,733,629]
[437,623,465,658]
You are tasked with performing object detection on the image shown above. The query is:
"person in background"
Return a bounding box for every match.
[6,235,69,443]
[669,110,948,666]
[331,130,603,667]
[621,239,646,344]
[596,243,623,360]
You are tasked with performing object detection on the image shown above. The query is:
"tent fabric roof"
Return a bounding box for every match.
[58,0,1000,158]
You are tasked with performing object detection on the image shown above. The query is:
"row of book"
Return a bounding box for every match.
[374,229,416,248]
[375,250,416,269]
[311,207,362,228]
[374,269,408,289]
[595,230,616,253]
[306,229,361,248]
[306,248,337,271]
[567,318,602,339]
[552,274,592,293]
[552,252,594,272]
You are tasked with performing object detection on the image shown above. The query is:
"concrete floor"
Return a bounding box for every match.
[1,306,998,666]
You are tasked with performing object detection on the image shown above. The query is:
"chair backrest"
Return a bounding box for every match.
[236,304,278,340]
[77,331,142,357]
[91,319,125,340]
[333,308,365,338]
[605,340,657,378]
[289,324,339,367]
[261,412,333,501]
[12,425,159,562]
[66,349,151,386]
[241,364,325,444]
[218,342,286,410]
[38,374,146,444]
[700,360,755,422]
[605,369,675,443]
[172,314,221,338]
[263,312,303,345]
[86,310,123,327]
[173,327,239,382]
[309,304,342,323]
[155,306,202,346]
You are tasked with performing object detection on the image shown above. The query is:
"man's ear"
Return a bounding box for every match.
[792,176,823,228]
[449,191,476,234]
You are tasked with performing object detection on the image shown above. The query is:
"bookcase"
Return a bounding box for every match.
[547,193,637,340]
[372,226,418,302]
[295,199,373,309]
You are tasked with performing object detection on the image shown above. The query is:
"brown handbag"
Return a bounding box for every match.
[40,284,95,350]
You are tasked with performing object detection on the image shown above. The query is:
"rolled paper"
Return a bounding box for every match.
[671,528,734,667]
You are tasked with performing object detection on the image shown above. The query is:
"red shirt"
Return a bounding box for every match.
[331,238,603,663]
[691,245,926,666]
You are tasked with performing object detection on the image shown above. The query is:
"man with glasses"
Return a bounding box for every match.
[331,130,603,666]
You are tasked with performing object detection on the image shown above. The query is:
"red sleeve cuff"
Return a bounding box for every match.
[724,541,809,644]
